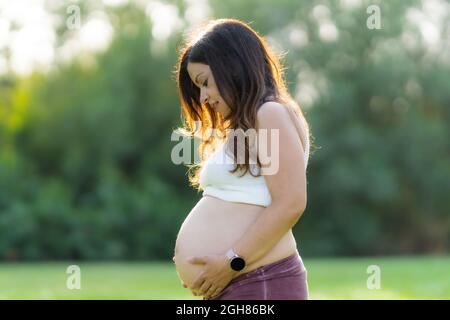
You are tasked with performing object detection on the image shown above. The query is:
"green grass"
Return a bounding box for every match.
[0,255,449,299]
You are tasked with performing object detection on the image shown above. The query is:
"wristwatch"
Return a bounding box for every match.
[225,249,246,271]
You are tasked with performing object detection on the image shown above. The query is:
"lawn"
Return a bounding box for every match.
[0,255,448,299]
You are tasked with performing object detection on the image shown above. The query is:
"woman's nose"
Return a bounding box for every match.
[200,91,209,104]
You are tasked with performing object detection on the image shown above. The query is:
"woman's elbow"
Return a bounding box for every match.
[281,193,307,222]
[292,197,307,221]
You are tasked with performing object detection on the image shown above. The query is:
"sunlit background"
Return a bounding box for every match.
[0,0,449,299]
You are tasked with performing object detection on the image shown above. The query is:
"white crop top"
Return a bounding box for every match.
[199,138,310,207]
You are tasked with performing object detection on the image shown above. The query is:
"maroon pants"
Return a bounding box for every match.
[205,251,308,300]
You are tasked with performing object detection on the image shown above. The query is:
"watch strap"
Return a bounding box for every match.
[225,248,239,261]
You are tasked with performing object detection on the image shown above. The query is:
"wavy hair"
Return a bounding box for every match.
[174,18,312,191]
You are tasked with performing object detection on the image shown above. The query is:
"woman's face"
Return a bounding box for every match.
[187,62,231,118]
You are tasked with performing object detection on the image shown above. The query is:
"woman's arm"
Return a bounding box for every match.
[232,101,308,267]
[190,101,308,299]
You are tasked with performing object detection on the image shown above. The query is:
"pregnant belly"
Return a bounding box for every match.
[173,195,297,289]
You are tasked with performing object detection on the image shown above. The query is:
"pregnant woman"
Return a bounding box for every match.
[172,18,312,300]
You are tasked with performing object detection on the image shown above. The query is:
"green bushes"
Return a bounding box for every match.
[0,156,196,261]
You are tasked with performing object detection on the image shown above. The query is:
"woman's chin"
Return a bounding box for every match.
[217,109,230,119]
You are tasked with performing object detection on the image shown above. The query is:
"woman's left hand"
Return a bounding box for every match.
[188,253,237,299]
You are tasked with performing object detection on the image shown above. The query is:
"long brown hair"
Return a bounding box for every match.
[174,18,312,190]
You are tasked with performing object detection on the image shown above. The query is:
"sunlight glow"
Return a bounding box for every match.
[183,0,212,24]
[339,0,362,10]
[311,4,331,21]
[295,63,327,109]
[311,4,339,42]
[319,21,339,42]
[146,1,183,40]
[0,18,10,49]
[289,26,309,48]
[10,24,55,75]
[79,13,114,52]
[0,0,55,75]
[102,0,129,7]
[404,0,450,56]
[57,11,114,65]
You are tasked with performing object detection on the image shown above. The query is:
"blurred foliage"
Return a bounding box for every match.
[0,0,449,260]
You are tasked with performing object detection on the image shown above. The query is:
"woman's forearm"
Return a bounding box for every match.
[231,202,304,268]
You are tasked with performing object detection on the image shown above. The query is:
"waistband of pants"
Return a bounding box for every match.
[228,250,306,285]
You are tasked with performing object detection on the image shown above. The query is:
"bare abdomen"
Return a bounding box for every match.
[173,195,297,288]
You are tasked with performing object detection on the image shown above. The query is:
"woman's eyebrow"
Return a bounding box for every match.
[195,72,204,85]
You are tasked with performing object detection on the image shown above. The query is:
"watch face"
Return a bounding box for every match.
[231,257,246,271]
